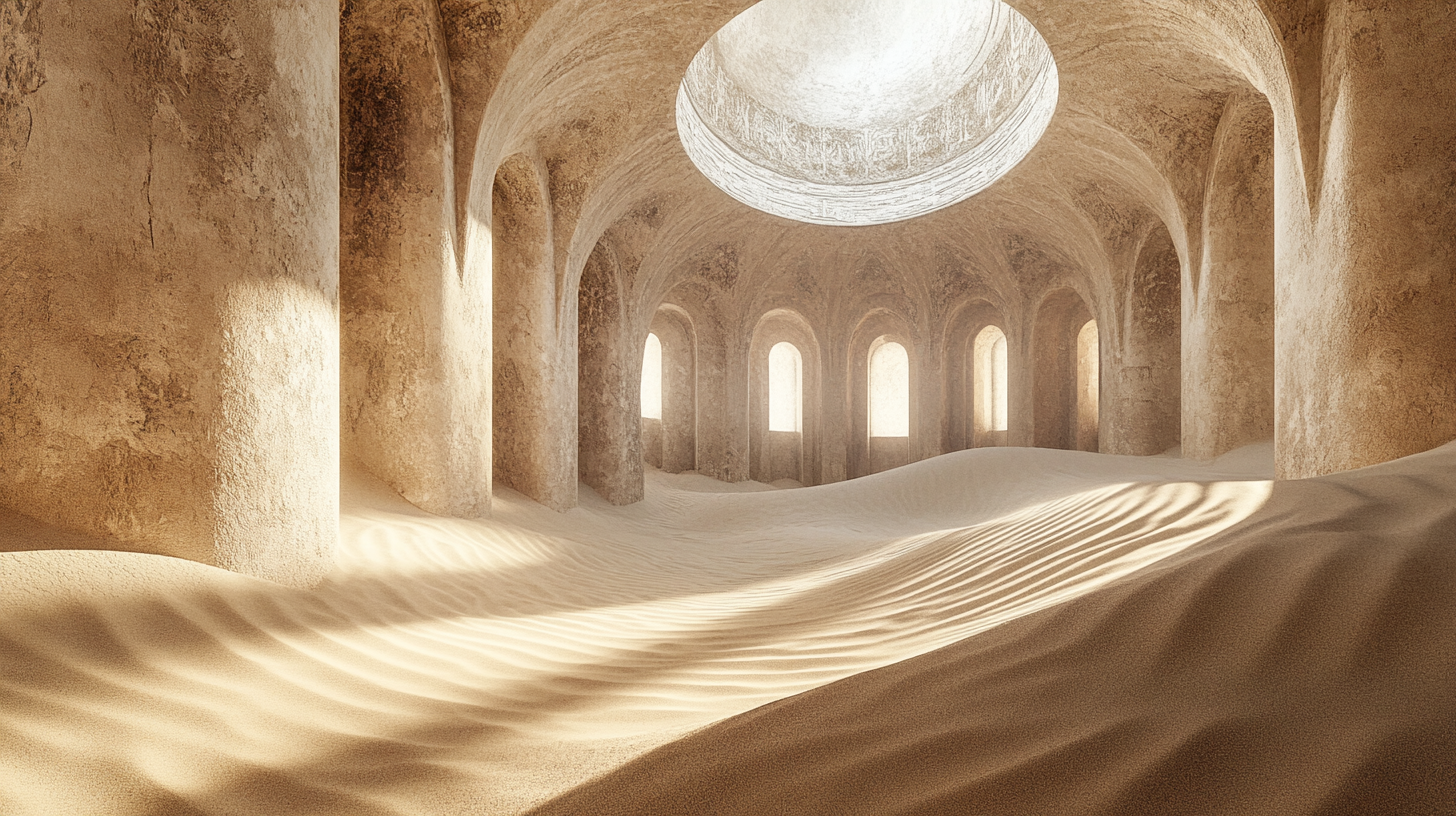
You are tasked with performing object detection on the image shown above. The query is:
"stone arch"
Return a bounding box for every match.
[941,299,1009,452]
[848,310,919,477]
[974,325,1011,446]
[646,303,698,474]
[578,240,643,505]
[749,308,824,486]
[1033,288,1096,451]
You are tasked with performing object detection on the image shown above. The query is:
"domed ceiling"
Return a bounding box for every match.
[676,0,1059,226]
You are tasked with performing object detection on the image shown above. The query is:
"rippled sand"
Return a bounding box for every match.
[3,443,1451,814]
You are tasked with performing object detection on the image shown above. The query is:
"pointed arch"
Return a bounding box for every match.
[645,303,698,474]
[848,310,918,477]
[749,308,823,485]
[1033,288,1095,451]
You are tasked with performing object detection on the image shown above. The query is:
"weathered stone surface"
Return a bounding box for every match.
[1,0,338,585]
[6,0,1454,568]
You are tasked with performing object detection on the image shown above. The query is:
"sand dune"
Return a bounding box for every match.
[530,443,1456,816]
[3,443,1448,814]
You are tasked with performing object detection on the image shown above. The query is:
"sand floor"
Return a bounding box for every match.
[2,442,1452,815]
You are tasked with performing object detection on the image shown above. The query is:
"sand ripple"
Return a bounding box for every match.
[0,445,1310,814]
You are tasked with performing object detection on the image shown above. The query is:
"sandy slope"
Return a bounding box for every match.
[4,441,1436,815]
[532,443,1456,816]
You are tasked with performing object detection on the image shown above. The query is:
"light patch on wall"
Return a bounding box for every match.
[641,332,663,420]
[768,341,803,432]
[1078,320,1099,446]
[869,339,910,437]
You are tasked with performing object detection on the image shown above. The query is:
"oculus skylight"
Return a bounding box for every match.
[676,0,1059,226]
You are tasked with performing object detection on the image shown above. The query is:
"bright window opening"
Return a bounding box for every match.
[768,341,803,432]
[1077,320,1099,434]
[974,326,1008,433]
[868,338,910,438]
[641,332,663,420]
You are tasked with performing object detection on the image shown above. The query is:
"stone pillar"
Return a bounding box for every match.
[1276,0,1456,478]
[0,0,339,585]
[819,343,850,484]
[1102,225,1181,457]
[341,0,490,517]
[1006,316,1036,449]
[492,152,576,510]
[692,310,748,482]
[578,244,643,505]
[1183,91,1276,461]
[915,335,946,463]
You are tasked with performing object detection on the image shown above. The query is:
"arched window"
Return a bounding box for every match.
[768,341,802,433]
[1077,320,1099,442]
[868,338,910,438]
[973,326,1009,434]
[641,332,663,420]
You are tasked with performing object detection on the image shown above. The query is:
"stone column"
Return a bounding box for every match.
[341,0,490,517]
[0,0,339,585]
[1275,0,1456,478]
[1184,91,1276,461]
[492,152,577,510]
[692,309,749,482]
[1102,225,1181,457]
[578,244,643,505]
[818,343,850,484]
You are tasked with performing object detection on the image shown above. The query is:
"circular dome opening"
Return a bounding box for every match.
[676,0,1059,227]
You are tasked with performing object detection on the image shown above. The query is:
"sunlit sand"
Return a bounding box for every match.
[3,442,1454,815]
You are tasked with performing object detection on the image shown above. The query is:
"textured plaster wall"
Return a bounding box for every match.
[340,0,489,517]
[0,0,338,585]
[1273,0,1456,479]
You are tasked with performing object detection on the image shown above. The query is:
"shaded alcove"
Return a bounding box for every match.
[644,304,698,474]
[579,242,643,505]
[1033,289,1095,451]
[1186,89,1275,460]
[492,152,576,510]
[749,308,823,485]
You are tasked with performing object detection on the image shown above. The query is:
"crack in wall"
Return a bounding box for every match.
[145,130,155,249]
